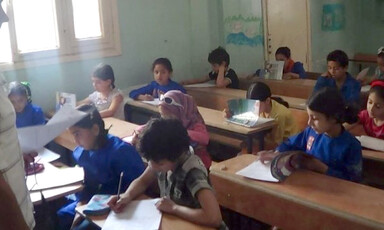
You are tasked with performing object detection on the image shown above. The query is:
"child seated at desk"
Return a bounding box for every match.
[108,118,226,229]
[348,80,384,139]
[313,50,361,107]
[158,90,212,168]
[225,82,299,149]
[180,47,239,89]
[356,47,384,85]
[78,63,125,120]
[57,105,144,230]
[254,47,306,79]
[129,58,186,100]
[260,87,362,182]
[8,81,45,128]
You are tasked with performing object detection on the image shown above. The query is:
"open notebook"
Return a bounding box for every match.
[226,99,274,128]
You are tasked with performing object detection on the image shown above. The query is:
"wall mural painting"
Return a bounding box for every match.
[322,3,346,31]
[224,15,263,47]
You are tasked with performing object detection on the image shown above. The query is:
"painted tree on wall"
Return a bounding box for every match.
[224,15,263,47]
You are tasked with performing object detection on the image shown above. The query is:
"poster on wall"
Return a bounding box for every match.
[322,3,345,31]
[224,15,263,47]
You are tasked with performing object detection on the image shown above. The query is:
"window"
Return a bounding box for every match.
[0,0,121,70]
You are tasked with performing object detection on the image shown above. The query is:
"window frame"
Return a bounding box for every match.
[0,0,121,71]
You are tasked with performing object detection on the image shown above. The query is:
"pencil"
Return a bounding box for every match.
[117,172,124,200]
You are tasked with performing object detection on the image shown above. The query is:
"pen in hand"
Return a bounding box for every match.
[117,172,124,200]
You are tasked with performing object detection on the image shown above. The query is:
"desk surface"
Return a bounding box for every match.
[76,199,215,230]
[54,117,138,151]
[210,154,384,230]
[363,149,384,163]
[126,100,276,135]
[186,87,307,110]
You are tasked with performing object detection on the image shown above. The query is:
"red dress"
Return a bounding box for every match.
[358,110,384,139]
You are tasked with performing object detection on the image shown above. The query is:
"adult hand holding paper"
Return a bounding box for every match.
[17,105,87,153]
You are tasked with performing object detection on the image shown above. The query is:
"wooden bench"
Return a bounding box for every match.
[349,53,377,71]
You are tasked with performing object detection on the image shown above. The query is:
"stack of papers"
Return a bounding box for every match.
[356,135,384,152]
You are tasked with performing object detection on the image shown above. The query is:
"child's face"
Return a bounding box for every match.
[275,54,289,69]
[258,100,268,114]
[9,94,28,113]
[306,108,335,134]
[69,125,99,150]
[367,92,384,120]
[92,76,111,93]
[153,64,171,86]
[327,61,347,80]
[377,57,384,73]
[148,159,175,173]
[210,61,226,73]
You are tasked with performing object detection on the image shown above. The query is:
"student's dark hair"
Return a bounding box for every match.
[73,104,108,146]
[378,52,384,59]
[327,50,349,67]
[93,63,115,89]
[151,57,173,73]
[275,47,291,59]
[308,87,358,124]
[138,118,190,163]
[208,46,230,66]
[8,81,32,103]
[246,82,289,108]
[369,80,384,101]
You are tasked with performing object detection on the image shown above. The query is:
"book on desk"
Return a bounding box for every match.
[226,99,274,128]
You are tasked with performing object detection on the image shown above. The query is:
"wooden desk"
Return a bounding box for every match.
[186,87,306,111]
[76,200,215,230]
[54,117,138,151]
[125,100,275,153]
[349,53,377,71]
[210,154,384,230]
[253,78,315,99]
[30,184,83,205]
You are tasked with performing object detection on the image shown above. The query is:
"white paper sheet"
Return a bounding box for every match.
[356,135,384,152]
[236,160,279,182]
[142,98,160,106]
[184,81,216,88]
[26,163,84,191]
[35,148,60,163]
[102,199,162,230]
[122,135,133,144]
[17,105,87,153]
[361,85,371,93]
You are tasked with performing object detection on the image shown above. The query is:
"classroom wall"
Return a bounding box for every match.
[3,0,229,111]
[309,0,360,73]
[358,0,384,53]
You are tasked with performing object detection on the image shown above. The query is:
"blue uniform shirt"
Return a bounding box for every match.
[313,73,361,106]
[276,127,362,182]
[129,79,186,99]
[73,134,145,202]
[16,103,45,128]
[292,62,307,79]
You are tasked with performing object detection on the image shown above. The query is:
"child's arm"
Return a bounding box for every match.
[180,75,210,85]
[77,97,91,106]
[108,166,157,213]
[215,64,231,88]
[129,83,155,100]
[98,94,123,118]
[156,189,222,228]
[282,72,300,80]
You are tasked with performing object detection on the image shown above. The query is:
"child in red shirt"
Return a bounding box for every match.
[358,80,384,139]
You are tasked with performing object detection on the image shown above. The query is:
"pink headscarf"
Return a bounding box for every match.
[160,90,204,129]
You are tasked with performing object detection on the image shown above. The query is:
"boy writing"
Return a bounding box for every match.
[108,118,226,229]
[181,47,239,89]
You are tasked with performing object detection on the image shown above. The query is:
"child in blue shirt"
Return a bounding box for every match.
[313,50,361,107]
[57,105,144,230]
[180,47,239,89]
[129,58,186,100]
[8,81,45,128]
[260,87,362,182]
[275,47,307,79]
